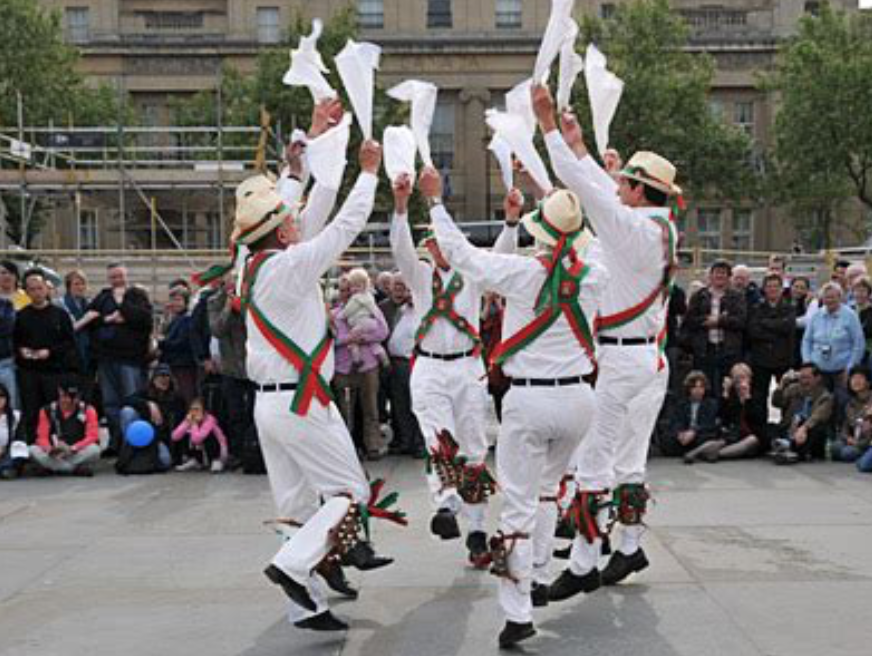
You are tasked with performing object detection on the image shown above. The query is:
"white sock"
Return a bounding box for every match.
[569,536,601,576]
[618,524,645,555]
[462,502,487,532]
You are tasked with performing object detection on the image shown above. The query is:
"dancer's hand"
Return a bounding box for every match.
[503,188,525,225]
[603,148,623,174]
[359,140,382,175]
[419,167,443,201]
[392,174,413,214]
[283,140,305,179]
[531,84,558,133]
[560,112,588,159]
[309,98,343,138]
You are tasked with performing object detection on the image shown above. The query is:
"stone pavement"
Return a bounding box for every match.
[1,458,870,656]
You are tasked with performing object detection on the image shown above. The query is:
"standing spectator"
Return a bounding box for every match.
[830,368,872,465]
[801,282,865,394]
[732,264,762,308]
[380,274,424,457]
[681,259,747,399]
[660,371,720,458]
[208,275,256,468]
[14,269,76,443]
[666,282,689,396]
[0,383,22,479]
[791,276,812,368]
[62,270,94,399]
[845,262,868,306]
[374,271,393,305]
[0,293,16,409]
[832,260,850,294]
[0,261,30,310]
[480,291,510,422]
[189,280,218,397]
[747,273,796,410]
[81,263,154,455]
[158,287,198,405]
[771,364,834,464]
[851,277,872,364]
[28,379,100,477]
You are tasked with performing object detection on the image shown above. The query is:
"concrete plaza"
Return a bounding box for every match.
[0,458,870,656]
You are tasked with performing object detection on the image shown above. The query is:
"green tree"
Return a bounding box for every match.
[765,3,872,248]
[571,0,756,200]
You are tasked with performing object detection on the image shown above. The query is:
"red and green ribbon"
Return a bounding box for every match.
[359,478,409,541]
[414,271,482,355]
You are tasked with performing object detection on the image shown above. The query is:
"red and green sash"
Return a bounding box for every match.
[490,235,595,367]
[595,214,677,368]
[414,270,482,355]
[241,251,334,416]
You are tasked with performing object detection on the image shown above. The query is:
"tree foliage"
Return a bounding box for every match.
[571,0,756,200]
[766,3,872,247]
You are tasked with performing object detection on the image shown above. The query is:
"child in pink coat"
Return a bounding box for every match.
[172,398,229,473]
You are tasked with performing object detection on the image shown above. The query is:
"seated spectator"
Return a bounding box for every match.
[830,367,872,467]
[851,277,872,364]
[28,380,100,477]
[0,383,22,479]
[771,364,834,464]
[747,273,796,409]
[172,397,229,473]
[660,371,720,458]
[159,287,199,405]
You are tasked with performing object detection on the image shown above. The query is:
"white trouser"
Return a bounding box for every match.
[497,383,595,625]
[411,355,489,517]
[255,393,369,612]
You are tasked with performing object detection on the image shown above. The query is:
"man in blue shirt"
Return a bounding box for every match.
[801,282,865,391]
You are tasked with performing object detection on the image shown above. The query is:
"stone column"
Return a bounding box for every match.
[459,87,491,221]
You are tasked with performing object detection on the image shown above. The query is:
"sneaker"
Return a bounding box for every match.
[430,508,461,540]
[466,531,490,569]
[293,610,348,632]
[498,621,536,648]
[175,458,201,472]
[774,450,800,465]
[531,582,549,608]
[210,460,225,474]
[600,549,649,586]
[0,469,18,480]
[548,567,602,602]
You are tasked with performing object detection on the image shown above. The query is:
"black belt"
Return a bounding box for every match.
[598,335,657,346]
[256,382,298,393]
[414,346,476,361]
[511,376,583,388]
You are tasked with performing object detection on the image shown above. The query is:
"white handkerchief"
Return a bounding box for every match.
[585,43,624,157]
[283,19,336,102]
[488,135,514,193]
[533,0,577,84]
[307,113,352,190]
[384,125,418,183]
[335,40,382,140]
[557,20,583,110]
[486,110,553,193]
[506,79,537,137]
[388,80,439,167]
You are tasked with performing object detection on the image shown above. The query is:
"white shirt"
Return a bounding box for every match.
[431,205,607,379]
[389,213,518,355]
[545,131,675,340]
[0,410,19,452]
[245,173,379,385]
[387,304,417,358]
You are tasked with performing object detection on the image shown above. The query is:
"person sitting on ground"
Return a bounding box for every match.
[771,363,834,464]
[337,268,390,368]
[660,371,720,458]
[684,363,768,463]
[171,397,229,473]
[28,379,101,477]
[0,383,22,479]
[830,367,872,466]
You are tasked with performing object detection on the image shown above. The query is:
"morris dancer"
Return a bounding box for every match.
[422,167,606,648]
[389,174,516,567]
[533,84,681,599]
[235,139,405,632]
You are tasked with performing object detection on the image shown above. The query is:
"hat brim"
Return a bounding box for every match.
[521,208,585,249]
[232,204,294,246]
[620,171,682,197]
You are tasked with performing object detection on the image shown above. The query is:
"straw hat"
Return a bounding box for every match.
[521,189,586,249]
[619,151,682,196]
[231,174,296,246]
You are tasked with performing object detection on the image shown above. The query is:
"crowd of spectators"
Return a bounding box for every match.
[2,251,872,482]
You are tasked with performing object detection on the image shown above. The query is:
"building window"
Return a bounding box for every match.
[697,208,722,252]
[65,7,90,43]
[140,11,205,30]
[496,0,522,29]
[708,99,725,121]
[431,100,455,171]
[79,210,99,250]
[428,0,453,28]
[732,210,753,251]
[734,101,755,136]
[358,0,384,28]
[680,8,747,30]
[600,3,616,20]
[257,7,281,44]
[804,2,821,16]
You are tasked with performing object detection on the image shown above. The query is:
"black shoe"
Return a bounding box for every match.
[531,582,549,608]
[498,621,536,648]
[316,561,358,599]
[466,530,490,568]
[600,549,649,586]
[342,541,394,571]
[548,568,602,602]
[774,450,800,465]
[293,610,348,632]
[554,518,575,540]
[430,508,461,540]
[264,564,317,612]
[553,545,571,560]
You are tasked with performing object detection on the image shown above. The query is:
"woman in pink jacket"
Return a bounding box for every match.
[172,398,229,473]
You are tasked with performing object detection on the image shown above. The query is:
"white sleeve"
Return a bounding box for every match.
[389,213,432,297]
[431,205,537,300]
[297,183,339,243]
[492,224,519,255]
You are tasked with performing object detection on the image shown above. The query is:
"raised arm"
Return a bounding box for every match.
[491,189,523,255]
[389,173,432,293]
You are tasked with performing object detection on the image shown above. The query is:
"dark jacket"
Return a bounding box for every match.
[13,303,76,373]
[158,314,197,368]
[666,284,687,348]
[189,290,214,365]
[207,288,247,380]
[668,397,720,442]
[123,383,187,444]
[87,286,154,365]
[62,293,90,371]
[0,298,14,361]
[747,299,796,370]
[681,287,747,359]
[719,392,768,445]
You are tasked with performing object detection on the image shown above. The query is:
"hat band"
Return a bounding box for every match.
[532,206,580,242]
[236,201,291,244]
[621,165,675,194]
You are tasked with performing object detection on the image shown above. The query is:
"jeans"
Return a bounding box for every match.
[99,361,144,450]
[857,448,872,473]
[0,357,19,410]
[830,440,861,463]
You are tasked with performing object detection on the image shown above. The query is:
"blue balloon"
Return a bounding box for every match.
[126,420,155,448]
